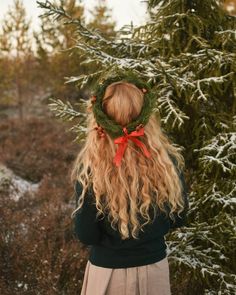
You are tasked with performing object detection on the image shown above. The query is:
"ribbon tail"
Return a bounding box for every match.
[130,138,151,158]
[113,142,128,167]
[129,127,144,137]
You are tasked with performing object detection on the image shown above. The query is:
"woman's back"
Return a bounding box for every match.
[73,155,189,268]
[71,73,189,294]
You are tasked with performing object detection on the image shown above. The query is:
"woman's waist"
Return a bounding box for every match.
[88,241,167,268]
[95,234,167,252]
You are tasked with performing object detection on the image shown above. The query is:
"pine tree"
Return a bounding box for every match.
[34,0,86,99]
[224,0,236,15]
[37,0,236,294]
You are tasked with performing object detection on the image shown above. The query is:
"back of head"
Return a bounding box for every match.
[71,80,185,240]
[102,81,144,127]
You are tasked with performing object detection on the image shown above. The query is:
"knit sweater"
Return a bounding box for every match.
[73,157,189,268]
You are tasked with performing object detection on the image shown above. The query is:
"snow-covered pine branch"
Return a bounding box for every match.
[167,220,236,294]
[65,70,104,89]
[156,87,190,129]
[195,132,236,174]
[48,98,87,121]
[69,124,88,143]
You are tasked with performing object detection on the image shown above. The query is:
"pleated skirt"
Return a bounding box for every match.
[80,257,171,295]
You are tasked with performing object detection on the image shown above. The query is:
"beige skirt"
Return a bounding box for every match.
[80,257,171,295]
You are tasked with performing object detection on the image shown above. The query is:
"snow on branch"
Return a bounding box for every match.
[195,72,235,85]
[189,72,234,102]
[157,88,190,129]
[69,124,88,143]
[195,132,236,174]
[37,0,151,60]
[167,222,236,294]
[202,182,236,210]
[48,98,88,142]
[37,0,69,22]
[74,43,161,76]
[215,29,236,36]
[48,98,87,121]
[65,70,104,89]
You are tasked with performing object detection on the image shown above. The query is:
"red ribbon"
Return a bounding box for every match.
[113,127,151,167]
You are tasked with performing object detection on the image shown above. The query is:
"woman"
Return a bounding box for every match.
[71,75,189,295]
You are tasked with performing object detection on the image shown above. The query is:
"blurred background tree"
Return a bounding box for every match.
[87,0,116,38]
[0,0,117,118]
[224,0,236,15]
[0,0,34,119]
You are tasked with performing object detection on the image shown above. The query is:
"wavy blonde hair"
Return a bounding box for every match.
[71,81,185,240]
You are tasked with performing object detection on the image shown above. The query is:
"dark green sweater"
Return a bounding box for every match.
[73,158,189,268]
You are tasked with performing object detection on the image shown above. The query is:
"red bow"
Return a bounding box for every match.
[113,127,151,167]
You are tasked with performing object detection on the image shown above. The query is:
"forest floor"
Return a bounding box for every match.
[0,115,89,294]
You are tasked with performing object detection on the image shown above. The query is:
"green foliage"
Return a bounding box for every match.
[0,117,88,294]
[92,70,157,138]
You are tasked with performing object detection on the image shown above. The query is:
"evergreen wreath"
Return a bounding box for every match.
[91,72,156,139]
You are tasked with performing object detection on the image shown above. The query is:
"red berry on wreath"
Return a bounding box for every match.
[91,95,97,103]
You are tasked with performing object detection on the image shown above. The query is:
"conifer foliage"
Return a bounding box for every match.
[37,0,236,294]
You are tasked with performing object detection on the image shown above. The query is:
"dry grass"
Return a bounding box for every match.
[0,117,88,294]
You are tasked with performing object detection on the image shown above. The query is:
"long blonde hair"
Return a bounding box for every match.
[71,81,185,240]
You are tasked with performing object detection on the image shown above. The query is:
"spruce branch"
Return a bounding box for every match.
[69,124,88,143]
[37,0,151,60]
[157,88,190,129]
[203,183,236,210]
[167,219,236,294]
[48,98,87,121]
[65,69,104,89]
[195,132,236,174]
[37,0,70,22]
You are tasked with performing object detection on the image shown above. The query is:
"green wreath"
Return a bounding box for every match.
[91,72,156,139]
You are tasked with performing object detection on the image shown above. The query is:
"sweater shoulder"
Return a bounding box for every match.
[74,180,95,209]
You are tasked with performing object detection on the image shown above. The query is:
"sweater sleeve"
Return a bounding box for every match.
[169,168,189,229]
[167,154,190,229]
[73,181,102,245]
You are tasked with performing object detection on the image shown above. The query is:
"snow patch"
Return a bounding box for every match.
[0,164,40,201]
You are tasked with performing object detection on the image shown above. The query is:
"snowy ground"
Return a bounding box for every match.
[0,163,40,201]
